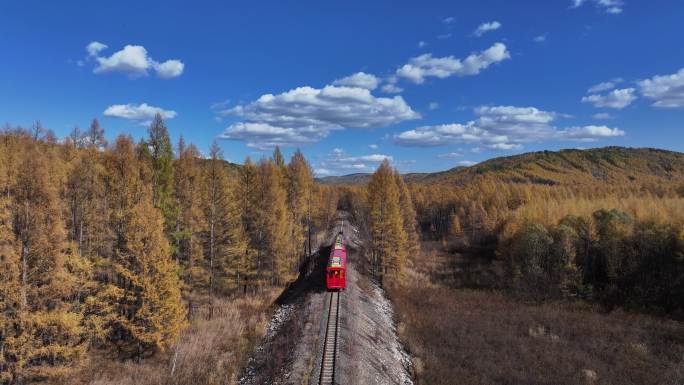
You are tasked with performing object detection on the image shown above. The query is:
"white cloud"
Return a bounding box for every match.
[154,60,185,79]
[593,112,614,119]
[488,142,523,150]
[437,151,464,159]
[315,148,398,175]
[587,78,623,93]
[560,125,625,141]
[395,105,625,148]
[533,34,547,43]
[104,103,177,124]
[368,144,379,149]
[396,43,510,84]
[638,68,684,108]
[381,83,404,94]
[340,154,393,162]
[443,16,456,24]
[418,41,427,48]
[429,102,440,110]
[314,168,332,176]
[332,72,379,90]
[437,33,453,40]
[571,0,624,14]
[473,21,502,37]
[218,85,419,149]
[581,87,636,109]
[87,41,107,57]
[85,42,184,79]
[457,160,477,166]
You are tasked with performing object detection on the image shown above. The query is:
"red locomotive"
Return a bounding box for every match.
[326,232,347,290]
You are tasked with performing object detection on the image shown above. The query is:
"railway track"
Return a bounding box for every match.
[319,291,340,385]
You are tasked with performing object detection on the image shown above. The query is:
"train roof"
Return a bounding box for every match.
[328,254,346,268]
[328,232,347,268]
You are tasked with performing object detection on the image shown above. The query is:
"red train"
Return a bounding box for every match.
[326,232,347,290]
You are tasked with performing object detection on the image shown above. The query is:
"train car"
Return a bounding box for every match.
[326,232,347,290]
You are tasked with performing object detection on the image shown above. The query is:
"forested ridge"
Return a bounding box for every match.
[339,147,684,316]
[408,148,684,316]
[0,116,339,384]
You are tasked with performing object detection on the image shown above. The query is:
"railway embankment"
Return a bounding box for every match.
[239,213,413,384]
[335,264,414,385]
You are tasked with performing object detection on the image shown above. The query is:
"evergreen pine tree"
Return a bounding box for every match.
[147,113,177,236]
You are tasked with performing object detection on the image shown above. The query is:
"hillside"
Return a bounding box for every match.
[319,147,684,187]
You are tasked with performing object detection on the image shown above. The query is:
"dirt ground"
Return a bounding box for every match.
[337,264,414,385]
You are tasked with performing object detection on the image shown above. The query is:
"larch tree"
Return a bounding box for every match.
[394,171,419,258]
[255,159,291,285]
[64,139,108,259]
[367,160,408,278]
[8,144,89,381]
[173,137,203,281]
[237,157,258,293]
[201,142,247,313]
[0,193,22,384]
[85,118,107,150]
[286,150,314,259]
[102,136,184,358]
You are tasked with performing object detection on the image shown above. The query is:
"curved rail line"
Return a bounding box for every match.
[319,291,340,385]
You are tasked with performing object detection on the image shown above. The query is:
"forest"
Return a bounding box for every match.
[1,116,683,384]
[0,115,339,384]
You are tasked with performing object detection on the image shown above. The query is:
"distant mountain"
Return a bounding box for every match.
[318,147,684,187]
[317,173,373,185]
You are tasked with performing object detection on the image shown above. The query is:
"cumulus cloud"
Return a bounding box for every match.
[154,60,185,79]
[218,85,419,149]
[587,78,623,93]
[87,41,108,57]
[473,21,502,37]
[394,105,624,149]
[458,160,477,166]
[429,102,440,110]
[381,83,404,94]
[396,43,510,84]
[571,0,624,14]
[332,72,379,90]
[104,103,177,125]
[533,34,547,43]
[581,88,636,109]
[314,148,397,176]
[560,125,625,141]
[638,68,684,108]
[85,42,184,79]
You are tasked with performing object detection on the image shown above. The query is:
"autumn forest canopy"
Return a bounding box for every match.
[1,116,684,384]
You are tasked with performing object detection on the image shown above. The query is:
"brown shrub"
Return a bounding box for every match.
[389,282,684,385]
[52,291,279,385]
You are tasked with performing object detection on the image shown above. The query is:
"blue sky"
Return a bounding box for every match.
[1,0,683,175]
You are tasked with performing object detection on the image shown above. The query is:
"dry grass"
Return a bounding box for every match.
[53,290,279,385]
[388,249,684,385]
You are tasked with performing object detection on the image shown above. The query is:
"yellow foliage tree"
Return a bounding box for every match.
[367,160,408,278]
